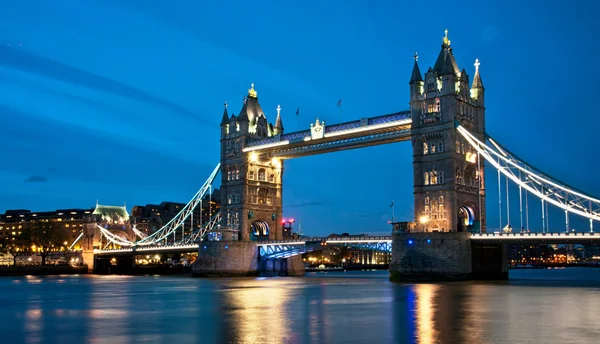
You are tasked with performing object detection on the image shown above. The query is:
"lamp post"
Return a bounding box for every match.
[419,216,429,232]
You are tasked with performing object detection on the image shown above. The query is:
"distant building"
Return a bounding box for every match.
[130,189,221,242]
[0,202,129,251]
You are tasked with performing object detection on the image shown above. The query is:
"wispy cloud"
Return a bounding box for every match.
[25,175,47,183]
[0,45,210,125]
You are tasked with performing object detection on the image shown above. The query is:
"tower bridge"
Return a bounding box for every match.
[80,30,600,281]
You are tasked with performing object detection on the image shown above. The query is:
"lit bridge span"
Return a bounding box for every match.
[93,233,600,258]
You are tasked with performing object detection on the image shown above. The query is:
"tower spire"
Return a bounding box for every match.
[221,101,229,125]
[410,52,423,84]
[472,58,484,89]
[274,104,284,134]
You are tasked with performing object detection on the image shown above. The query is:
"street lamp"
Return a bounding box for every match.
[419,216,429,232]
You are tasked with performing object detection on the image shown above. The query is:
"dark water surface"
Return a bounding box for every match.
[1,269,600,344]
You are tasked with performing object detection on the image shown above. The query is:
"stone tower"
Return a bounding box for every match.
[219,84,284,241]
[410,30,486,233]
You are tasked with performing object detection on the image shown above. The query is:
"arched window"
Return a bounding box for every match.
[431,144,436,153]
[438,142,444,152]
[424,172,430,185]
[258,169,266,181]
[423,142,429,155]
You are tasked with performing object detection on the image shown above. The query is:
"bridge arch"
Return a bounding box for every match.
[458,201,478,232]
[251,220,270,239]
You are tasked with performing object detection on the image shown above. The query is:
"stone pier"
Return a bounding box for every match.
[389,232,508,282]
[191,241,305,277]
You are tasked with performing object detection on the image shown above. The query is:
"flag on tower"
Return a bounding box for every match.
[337,98,342,107]
[296,107,299,116]
[390,201,394,208]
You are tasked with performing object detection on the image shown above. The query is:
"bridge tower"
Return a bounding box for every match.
[410,30,487,233]
[219,84,284,241]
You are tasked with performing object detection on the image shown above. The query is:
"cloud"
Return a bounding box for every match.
[0,45,210,125]
[25,175,47,183]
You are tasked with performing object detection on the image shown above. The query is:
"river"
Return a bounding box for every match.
[1,269,599,344]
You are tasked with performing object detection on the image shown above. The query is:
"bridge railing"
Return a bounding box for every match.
[472,232,599,238]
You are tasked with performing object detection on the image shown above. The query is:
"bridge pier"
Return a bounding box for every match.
[258,256,305,277]
[191,242,305,277]
[389,232,508,282]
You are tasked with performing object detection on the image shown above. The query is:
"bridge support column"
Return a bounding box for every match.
[82,249,95,273]
[191,242,259,277]
[258,255,305,277]
[390,232,507,282]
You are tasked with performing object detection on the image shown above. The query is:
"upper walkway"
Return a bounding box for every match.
[242,111,411,158]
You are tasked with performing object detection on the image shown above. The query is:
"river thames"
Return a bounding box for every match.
[1,269,599,344]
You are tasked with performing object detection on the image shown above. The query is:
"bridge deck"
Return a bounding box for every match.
[471,232,600,244]
[243,112,411,159]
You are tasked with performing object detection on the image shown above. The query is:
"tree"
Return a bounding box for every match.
[23,221,68,266]
[0,236,30,267]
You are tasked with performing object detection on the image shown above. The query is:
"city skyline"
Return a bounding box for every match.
[1,1,599,235]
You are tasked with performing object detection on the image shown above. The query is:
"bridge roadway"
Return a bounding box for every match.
[93,233,600,257]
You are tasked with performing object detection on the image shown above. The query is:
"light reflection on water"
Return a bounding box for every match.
[1,269,600,343]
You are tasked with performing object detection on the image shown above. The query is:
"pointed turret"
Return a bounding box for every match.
[410,52,423,84]
[432,29,459,76]
[471,58,485,103]
[221,101,229,125]
[472,59,484,89]
[274,104,284,134]
[238,96,249,123]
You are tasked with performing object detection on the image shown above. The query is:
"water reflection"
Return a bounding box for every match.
[1,270,600,344]
[414,284,439,343]
[221,280,292,343]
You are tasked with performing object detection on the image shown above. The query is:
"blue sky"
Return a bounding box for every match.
[0,0,598,235]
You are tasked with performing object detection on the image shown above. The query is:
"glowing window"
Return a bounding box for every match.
[423,142,428,154]
[258,169,266,181]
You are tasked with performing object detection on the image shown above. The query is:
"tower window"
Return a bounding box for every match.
[425,197,430,205]
[455,141,461,153]
[439,171,445,184]
[439,196,444,204]
[438,142,444,152]
[431,144,436,153]
[235,169,240,180]
[249,171,255,180]
[227,171,231,181]
[424,172,430,185]
[423,142,429,155]
[430,171,438,185]
[269,174,275,183]
[258,169,266,181]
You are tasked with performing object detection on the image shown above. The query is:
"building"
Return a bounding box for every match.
[219,86,284,240]
[410,30,486,233]
[0,202,129,251]
[130,189,221,242]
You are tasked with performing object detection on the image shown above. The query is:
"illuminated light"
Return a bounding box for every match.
[249,152,258,163]
[465,152,477,164]
[225,245,229,249]
[408,240,414,245]
[419,216,429,224]
[203,246,207,249]
[243,140,290,152]
[324,119,411,139]
[303,137,311,142]
[271,158,282,169]
[427,239,431,243]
